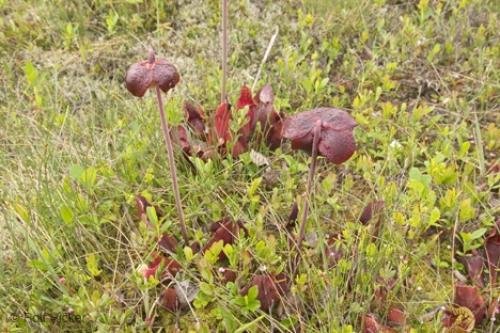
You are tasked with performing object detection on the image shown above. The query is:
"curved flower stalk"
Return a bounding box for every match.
[125,49,189,243]
[282,107,357,256]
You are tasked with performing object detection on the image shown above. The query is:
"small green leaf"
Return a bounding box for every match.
[247,285,259,300]
[86,254,102,277]
[69,164,84,180]
[13,203,29,223]
[80,167,97,190]
[459,198,475,222]
[184,246,194,262]
[470,228,487,240]
[428,207,440,226]
[146,206,158,226]
[59,206,74,225]
[23,61,38,86]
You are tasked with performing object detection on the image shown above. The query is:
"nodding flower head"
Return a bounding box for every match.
[125,49,180,97]
[283,107,357,164]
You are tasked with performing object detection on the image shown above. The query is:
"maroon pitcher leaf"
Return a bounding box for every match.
[142,255,163,279]
[257,84,274,104]
[202,219,244,254]
[243,273,289,312]
[160,287,180,312]
[236,85,256,109]
[163,258,182,278]
[214,101,232,144]
[173,125,191,154]
[184,101,206,136]
[454,283,486,323]
[218,267,237,284]
[462,252,484,287]
[266,112,284,149]
[362,314,396,333]
[387,307,406,327]
[485,220,500,285]
[359,200,385,225]
[158,234,178,253]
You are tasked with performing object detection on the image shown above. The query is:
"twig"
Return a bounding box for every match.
[472,111,485,176]
[221,0,228,103]
[155,86,189,243]
[252,27,279,91]
[451,214,459,300]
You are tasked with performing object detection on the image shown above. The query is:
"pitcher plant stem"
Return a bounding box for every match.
[155,85,189,243]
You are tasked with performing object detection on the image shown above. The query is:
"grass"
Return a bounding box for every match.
[0,0,499,331]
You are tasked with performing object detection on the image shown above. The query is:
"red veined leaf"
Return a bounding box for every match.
[184,102,206,136]
[218,267,237,284]
[236,85,255,109]
[142,254,181,280]
[362,314,396,333]
[160,287,180,312]
[454,283,486,323]
[286,202,299,230]
[232,119,253,157]
[214,101,232,144]
[142,255,163,279]
[325,233,343,268]
[173,125,191,154]
[202,219,247,255]
[242,273,290,312]
[256,84,274,104]
[162,258,182,278]
[249,99,277,134]
[359,200,385,225]
[233,85,282,157]
[266,112,284,149]
[189,241,201,254]
[232,137,249,157]
[462,251,484,287]
[485,219,499,285]
[135,195,152,227]
[387,307,406,327]
[158,234,178,253]
[209,220,224,233]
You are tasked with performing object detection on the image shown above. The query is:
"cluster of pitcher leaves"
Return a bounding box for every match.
[125,51,498,330]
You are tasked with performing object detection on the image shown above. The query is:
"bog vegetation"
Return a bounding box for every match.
[0,0,498,332]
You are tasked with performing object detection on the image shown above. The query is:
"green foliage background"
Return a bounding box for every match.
[0,0,498,331]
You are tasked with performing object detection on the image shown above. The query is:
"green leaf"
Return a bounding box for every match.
[80,167,97,190]
[459,198,475,222]
[470,228,487,240]
[234,315,265,333]
[13,203,29,223]
[23,61,38,86]
[247,285,259,300]
[59,206,74,225]
[428,207,441,226]
[86,254,102,277]
[146,206,158,226]
[184,246,194,262]
[204,240,224,265]
[69,164,84,180]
